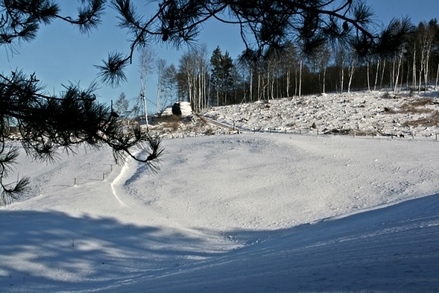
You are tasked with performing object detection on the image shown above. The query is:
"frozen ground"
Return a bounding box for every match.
[1,90,439,292]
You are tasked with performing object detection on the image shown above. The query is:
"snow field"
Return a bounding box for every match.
[1,90,439,292]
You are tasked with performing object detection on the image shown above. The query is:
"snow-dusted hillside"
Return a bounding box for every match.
[203,90,439,138]
[1,91,439,292]
[149,90,439,139]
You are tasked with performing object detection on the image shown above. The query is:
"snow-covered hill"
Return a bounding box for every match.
[1,91,439,292]
[153,90,439,139]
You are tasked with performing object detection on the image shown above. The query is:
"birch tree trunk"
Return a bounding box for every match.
[392,57,397,89]
[424,41,432,89]
[393,50,403,93]
[298,60,303,98]
[249,70,253,102]
[347,57,356,93]
[139,47,156,129]
[257,68,262,101]
[340,61,344,93]
[366,61,370,91]
[373,58,380,91]
[412,44,417,88]
[380,60,386,90]
[435,63,439,90]
[294,66,298,96]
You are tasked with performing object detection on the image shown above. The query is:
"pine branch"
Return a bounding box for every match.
[0,69,163,205]
[94,51,129,87]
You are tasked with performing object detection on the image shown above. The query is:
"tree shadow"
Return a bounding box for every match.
[2,194,439,292]
[134,193,439,293]
[0,210,221,292]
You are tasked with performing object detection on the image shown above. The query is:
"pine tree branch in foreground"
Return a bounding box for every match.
[0,70,163,206]
[98,0,412,85]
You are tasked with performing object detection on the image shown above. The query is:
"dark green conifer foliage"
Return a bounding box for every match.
[0,1,163,205]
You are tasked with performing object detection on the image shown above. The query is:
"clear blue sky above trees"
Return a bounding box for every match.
[1,0,438,113]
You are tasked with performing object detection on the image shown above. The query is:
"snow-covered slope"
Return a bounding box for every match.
[1,91,439,292]
[203,91,439,138]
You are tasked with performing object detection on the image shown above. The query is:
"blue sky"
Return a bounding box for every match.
[1,0,439,114]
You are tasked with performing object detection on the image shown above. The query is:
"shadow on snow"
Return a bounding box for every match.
[120,193,439,293]
[0,210,219,292]
[1,193,439,292]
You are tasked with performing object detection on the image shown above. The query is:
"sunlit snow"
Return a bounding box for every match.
[1,90,439,292]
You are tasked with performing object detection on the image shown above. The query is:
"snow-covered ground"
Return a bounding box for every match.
[1,90,439,292]
[203,90,439,138]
